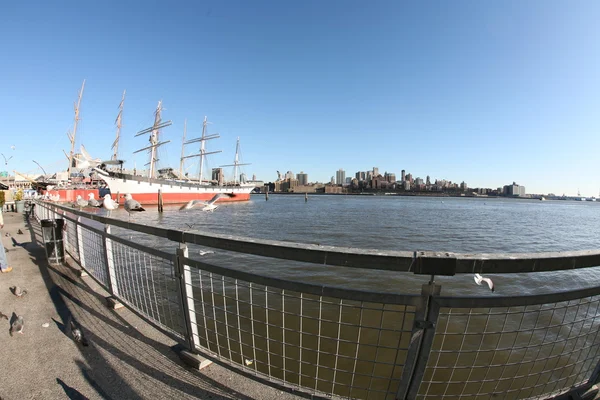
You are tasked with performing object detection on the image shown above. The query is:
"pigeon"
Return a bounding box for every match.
[10,286,27,297]
[474,273,495,292]
[75,195,88,209]
[87,193,102,207]
[179,193,234,212]
[0,312,8,320]
[17,229,23,235]
[122,193,145,219]
[10,315,24,336]
[69,318,89,346]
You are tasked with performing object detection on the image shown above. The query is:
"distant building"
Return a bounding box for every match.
[336,169,345,185]
[404,181,411,190]
[212,168,223,186]
[285,171,294,180]
[460,181,468,191]
[240,173,247,183]
[296,171,308,185]
[401,170,406,182]
[385,172,396,183]
[415,177,424,186]
[372,167,379,177]
[356,171,366,181]
[426,175,431,186]
[503,182,526,196]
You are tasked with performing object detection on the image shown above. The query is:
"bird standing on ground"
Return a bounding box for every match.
[69,317,89,346]
[179,193,234,212]
[10,315,24,336]
[474,273,495,292]
[87,193,102,207]
[122,193,145,220]
[102,194,119,216]
[75,195,88,209]
[10,286,27,297]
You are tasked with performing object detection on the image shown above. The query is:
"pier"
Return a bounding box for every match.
[3,200,600,399]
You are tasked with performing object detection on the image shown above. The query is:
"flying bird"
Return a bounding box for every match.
[103,194,119,216]
[179,193,234,212]
[87,193,102,207]
[1,153,13,165]
[10,315,24,336]
[122,193,145,220]
[10,286,28,297]
[69,317,89,346]
[474,273,495,292]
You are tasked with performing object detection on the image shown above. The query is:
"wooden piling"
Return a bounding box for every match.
[265,190,269,201]
[305,192,308,202]
[116,191,120,204]
[158,189,164,212]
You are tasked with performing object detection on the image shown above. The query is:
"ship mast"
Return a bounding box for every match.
[112,90,126,160]
[180,116,221,183]
[220,137,251,185]
[67,80,85,177]
[133,101,172,179]
[179,119,187,177]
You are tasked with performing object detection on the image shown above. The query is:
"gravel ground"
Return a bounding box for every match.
[0,210,303,400]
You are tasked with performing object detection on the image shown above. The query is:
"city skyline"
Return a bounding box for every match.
[2,2,600,196]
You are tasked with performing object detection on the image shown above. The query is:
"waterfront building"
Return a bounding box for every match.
[373,167,379,177]
[296,171,308,185]
[415,177,424,186]
[406,173,413,183]
[336,169,345,185]
[460,181,468,191]
[504,182,526,196]
[355,171,366,182]
[385,172,396,183]
[426,175,431,186]
[404,181,411,190]
[285,171,294,180]
[401,170,406,182]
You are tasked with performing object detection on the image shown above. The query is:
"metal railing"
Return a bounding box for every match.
[33,201,600,400]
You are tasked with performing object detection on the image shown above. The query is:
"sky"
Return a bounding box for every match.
[1,1,600,196]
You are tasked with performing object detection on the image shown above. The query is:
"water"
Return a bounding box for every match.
[104,195,600,296]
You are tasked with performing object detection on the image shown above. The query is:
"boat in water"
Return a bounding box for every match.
[94,101,254,205]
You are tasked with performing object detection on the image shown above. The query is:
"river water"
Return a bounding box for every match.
[104,194,600,296]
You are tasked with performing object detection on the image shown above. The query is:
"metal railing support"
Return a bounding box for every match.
[175,244,199,351]
[76,216,86,270]
[103,225,118,295]
[396,278,441,400]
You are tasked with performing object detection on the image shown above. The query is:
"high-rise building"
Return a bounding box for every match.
[373,167,379,177]
[426,175,431,186]
[356,171,366,181]
[212,168,224,186]
[346,177,352,184]
[336,169,345,185]
[401,170,406,182]
[296,171,308,185]
[384,172,396,183]
[285,171,294,180]
[240,173,247,183]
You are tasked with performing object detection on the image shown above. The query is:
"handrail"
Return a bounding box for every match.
[37,200,600,275]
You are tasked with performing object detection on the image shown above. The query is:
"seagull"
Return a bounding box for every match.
[1,153,13,165]
[103,194,119,216]
[122,193,145,220]
[87,193,102,207]
[75,195,88,209]
[10,315,24,336]
[179,193,234,212]
[474,273,495,292]
[10,286,27,297]
[69,317,89,346]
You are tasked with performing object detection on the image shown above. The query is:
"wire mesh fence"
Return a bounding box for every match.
[31,201,600,400]
[419,296,600,399]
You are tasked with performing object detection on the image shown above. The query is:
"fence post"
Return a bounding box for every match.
[175,244,198,351]
[103,224,119,296]
[396,278,441,400]
[76,216,86,270]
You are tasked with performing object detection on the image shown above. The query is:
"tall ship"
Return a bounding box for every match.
[94,101,254,205]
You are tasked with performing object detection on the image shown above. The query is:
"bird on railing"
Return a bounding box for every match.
[103,194,119,216]
[122,193,145,220]
[474,273,495,292]
[198,250,215,256]
[74,195,88,209]
[179,193,234,212]
[87,193,102,208]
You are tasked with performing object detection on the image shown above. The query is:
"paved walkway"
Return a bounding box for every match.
[0,210,300,400]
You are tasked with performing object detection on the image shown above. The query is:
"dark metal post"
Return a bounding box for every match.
[396,278,441,400]
[158,189,164,212]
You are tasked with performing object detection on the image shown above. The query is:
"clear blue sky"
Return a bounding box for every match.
[1,1,599,196]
